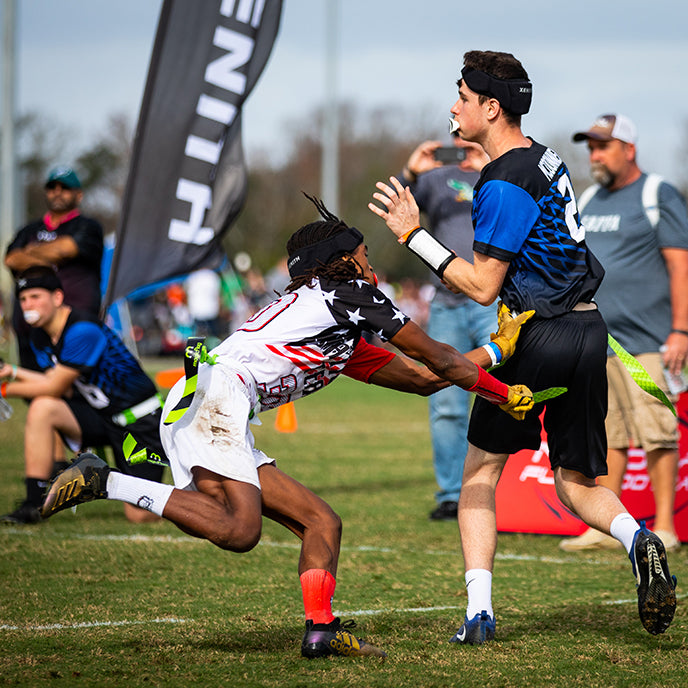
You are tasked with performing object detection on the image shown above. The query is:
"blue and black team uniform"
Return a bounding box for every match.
[467,140,609,479]
[30,310,166,482]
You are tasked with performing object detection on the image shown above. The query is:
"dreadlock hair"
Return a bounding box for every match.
[285,193,362,291]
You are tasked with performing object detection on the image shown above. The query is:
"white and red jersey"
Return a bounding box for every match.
[212,277,409,409]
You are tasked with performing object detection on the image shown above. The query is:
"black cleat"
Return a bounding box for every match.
[429,501,458,521]
[630,523,677,635]
[301,617,386,658]
[0,500,42,525]
[41,453,110,519]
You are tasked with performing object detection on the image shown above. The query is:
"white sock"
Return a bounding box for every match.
[106,472,174,517]
[609,512,640,555]
[465,569,493,619]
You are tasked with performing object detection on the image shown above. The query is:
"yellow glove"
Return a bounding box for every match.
[498,384,534,421]
[489,302,535,361]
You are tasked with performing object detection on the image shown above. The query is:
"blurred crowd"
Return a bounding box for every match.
[124,258,437,357]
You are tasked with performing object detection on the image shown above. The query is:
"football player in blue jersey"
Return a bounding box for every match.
[0,266,166,525]
[370,50,677,642]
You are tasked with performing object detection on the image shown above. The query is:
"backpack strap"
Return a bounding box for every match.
[641,173,663,228]
[576,184,599,214]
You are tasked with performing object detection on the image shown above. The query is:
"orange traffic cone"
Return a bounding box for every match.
[155,367,185,389]
[275,401,298,433]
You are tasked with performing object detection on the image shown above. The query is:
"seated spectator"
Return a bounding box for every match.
[0,266,167,525]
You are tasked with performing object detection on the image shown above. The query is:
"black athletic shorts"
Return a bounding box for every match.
[467,309,608,479]
[65,396,166,483]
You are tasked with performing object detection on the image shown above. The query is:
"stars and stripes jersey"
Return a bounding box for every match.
[472,139,604,318]
[211,276,409,409]
[29,310,158,414]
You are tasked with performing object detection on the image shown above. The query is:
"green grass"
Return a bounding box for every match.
[0,369,686,687]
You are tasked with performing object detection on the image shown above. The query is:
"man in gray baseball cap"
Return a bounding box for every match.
[560,113,688,554]
[572,113,637,146]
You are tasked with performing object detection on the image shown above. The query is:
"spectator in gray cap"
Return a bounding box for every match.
[560,114,688,553]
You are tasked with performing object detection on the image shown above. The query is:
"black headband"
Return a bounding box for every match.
[461,66,532,115]
[15,269,63,296]
[287,227,364,278]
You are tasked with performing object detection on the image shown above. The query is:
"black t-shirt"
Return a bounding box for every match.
[7,213,103,314]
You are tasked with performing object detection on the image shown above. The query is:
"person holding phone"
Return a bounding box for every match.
[397,133,493,522]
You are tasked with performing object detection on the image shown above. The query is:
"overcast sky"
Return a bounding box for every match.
[8,0,688,183]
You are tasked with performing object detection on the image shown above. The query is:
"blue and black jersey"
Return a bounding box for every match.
[30,310,157,415]
[472,139,604,318]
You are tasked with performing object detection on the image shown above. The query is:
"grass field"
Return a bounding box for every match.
[0,366,686,687]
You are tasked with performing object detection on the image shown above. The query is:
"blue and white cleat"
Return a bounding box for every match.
[449,610,496,645]
[630,522,677,635]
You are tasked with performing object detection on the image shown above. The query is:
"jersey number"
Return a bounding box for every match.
[74,380,110,410]
[557,173,584,242]
[239,293,298,332]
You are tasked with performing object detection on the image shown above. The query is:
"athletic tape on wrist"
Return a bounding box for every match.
[467,365,509,404]
[482,342,502,368]
[404,228,456,278]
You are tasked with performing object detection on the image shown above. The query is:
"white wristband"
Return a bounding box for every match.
[482,343,499,368]
[405,228,456,277]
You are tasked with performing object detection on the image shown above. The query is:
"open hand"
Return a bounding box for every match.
[368,176,421,241]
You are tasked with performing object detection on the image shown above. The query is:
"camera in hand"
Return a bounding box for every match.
[433,147,467,164]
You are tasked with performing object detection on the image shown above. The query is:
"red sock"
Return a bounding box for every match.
[300,569,336,624]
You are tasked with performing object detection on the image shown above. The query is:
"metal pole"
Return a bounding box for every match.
[1,0,18,313]
[320,0,339,215]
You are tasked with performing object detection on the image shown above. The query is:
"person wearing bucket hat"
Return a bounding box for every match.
[4,165,104,371]
[560,115,688,554]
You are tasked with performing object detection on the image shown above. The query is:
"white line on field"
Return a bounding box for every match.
[336,605,463,617]
[1,529,607,566]
[0,617,191,632]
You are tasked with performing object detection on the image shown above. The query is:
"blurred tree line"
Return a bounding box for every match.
[11,107,688,285]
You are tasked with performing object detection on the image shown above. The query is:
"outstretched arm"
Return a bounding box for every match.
[365,302,533,396]
[388,321,533,420]
[367,354,449,396]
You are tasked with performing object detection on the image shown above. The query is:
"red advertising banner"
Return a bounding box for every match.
[495,393,688,541]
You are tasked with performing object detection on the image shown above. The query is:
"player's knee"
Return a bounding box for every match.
[329,509,343,539]
[213,512,262,553]
[26,395,63,424]
[553,467,594,511]
[311,504,342,540]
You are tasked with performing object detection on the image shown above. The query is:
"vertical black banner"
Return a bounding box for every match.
[105,0,282,307]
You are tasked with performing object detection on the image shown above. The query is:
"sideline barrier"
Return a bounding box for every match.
[495,392,688,541]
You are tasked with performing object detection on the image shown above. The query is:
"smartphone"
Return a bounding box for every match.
[433,147,467,164]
